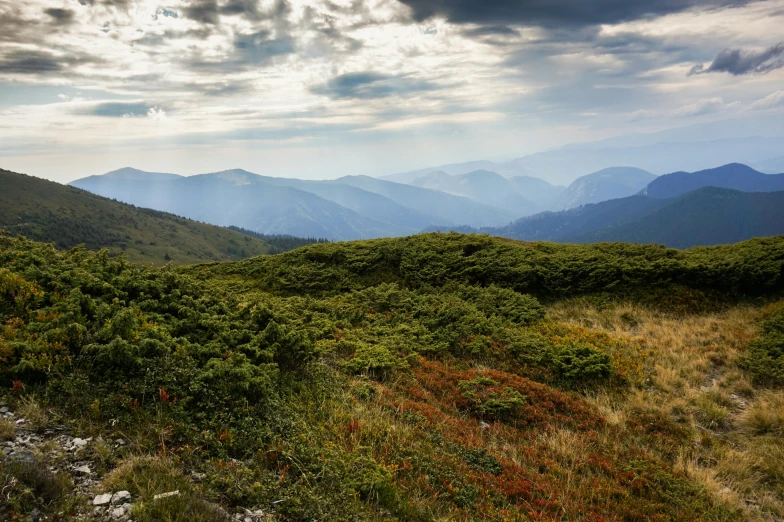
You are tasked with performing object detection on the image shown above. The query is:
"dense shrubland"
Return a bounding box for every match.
[2,232,784,520]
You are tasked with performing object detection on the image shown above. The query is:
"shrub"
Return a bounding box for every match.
[741,306,784,386]
[554,343,612,386]
[458,376,527,421]
[343,342,407,378]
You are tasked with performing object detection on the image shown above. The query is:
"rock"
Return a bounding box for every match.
[111,506,125,519]
[93,506,105,516]
[0,407,9,413]
[74,464,91,474]
[9,450,36,465]
[111,491,132,505]
[71,437,89,449]
[29,508,42,522]
[154,490,180,500]
[115,438,126,446]
[15,418,25,425]
[93,493,113,505]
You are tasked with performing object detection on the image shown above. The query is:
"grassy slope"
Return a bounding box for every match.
[0,169,273,265]
[2,233,784,521]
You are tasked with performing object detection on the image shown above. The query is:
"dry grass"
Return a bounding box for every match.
[103,456,230,522]
[16,396,51,432]
[737,392,784,437]
[548,299,784,520]
[0,417,15,440]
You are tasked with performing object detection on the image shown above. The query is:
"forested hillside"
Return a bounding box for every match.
[2,232,784,521]
[0,169,318,265]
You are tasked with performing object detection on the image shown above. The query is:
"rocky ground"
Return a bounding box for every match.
[1,398,271,522]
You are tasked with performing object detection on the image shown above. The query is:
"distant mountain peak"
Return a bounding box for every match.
[643,163,784,199]
[100,167,182,181]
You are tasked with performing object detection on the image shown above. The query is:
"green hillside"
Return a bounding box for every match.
[0,168,278,265]
[2,232,784,521]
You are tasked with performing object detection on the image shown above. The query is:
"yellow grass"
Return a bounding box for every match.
[548,299,784,520]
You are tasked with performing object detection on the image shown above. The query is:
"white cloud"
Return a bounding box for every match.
[749,90,784,110]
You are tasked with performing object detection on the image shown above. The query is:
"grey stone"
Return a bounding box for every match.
[29,508,42,522]
[74,464,91,474]
[111,491,132,505]
[9,450,36,465]
[93,493,113,505]
[111,506,125,519]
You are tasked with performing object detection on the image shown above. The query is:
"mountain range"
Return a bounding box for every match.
[428,164,784,248]
[62,161,784,248]
[71,168,515,240]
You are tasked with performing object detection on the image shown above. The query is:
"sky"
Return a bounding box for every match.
[1,0,783,183]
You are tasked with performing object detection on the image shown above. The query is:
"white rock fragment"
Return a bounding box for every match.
[93,493,113,506]
[74,464,91,474]
[153,490,180,500]
[111,491,132,505]
[111,506,125,519]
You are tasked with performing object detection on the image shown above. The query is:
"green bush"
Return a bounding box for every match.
[458,376,527,420]
[741,307,784,386]
[554,343,612,386]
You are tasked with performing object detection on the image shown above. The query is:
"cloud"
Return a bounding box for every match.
[395,0,758,28]
[183,0,220,24]
[689,42,784,75]
[44,8,75,25]
[749,90,784,110]
[233,30,295,63]
[0,50,62,74]
[310,72,438,100]
[673,97,739,117]
[79,101,162,117]
[461,25,519,38]
[186,30,295,71]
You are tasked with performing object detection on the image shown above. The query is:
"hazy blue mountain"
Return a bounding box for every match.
[641,163,784,199]
[246,177,440,233]
[508,176,566,208]
[75,167,183,182]
[494,195,669,241]
[497,137,784,185]
[556,167,656,210]
[492,187,784,248]
[335,175,513,227]
[409,170,543,217]
[753,156,784,174]
[72,169,417,240]
[582,187,784,248]
[381,160,498,184]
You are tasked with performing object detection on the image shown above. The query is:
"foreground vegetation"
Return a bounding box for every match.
[2,232,784,520]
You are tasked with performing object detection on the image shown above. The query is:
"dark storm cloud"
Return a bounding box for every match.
[461,25,519,38]
[310,72,438,100]
[396,0,757,28]
[182,0,289,25]
[44,8,75,25]
[0,50,62,74]
[689,42,784,75]
[183,0,220,24]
